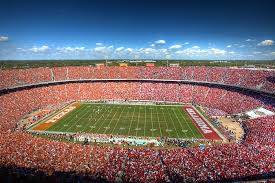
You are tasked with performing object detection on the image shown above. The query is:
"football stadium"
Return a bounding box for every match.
[0,64,274,182]
[1,0,275,182]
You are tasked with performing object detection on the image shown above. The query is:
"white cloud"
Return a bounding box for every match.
[271,52,275,55]
[94,46,108,52]
[175,47,207,55]
[226,45,232,48]
[159,48,168,53]
[154,40,166,44]
[93,46,114,59]
[258,40,274,46]
[96,43,103,46]
[115,47,124,52]
[184,42,189,45]
[169,45,182,49]
[150,44,155,47]
[208,48,227,55]
[175,47,227,59]
[29,45,50,53]
[192,46,200,49]
[57,46,85,53]
[0,36,8,42]
[228,51,235,54]
[239,45,245,48]
[125,48,133,52]
[246,39,254,42]
[253,51,262,54]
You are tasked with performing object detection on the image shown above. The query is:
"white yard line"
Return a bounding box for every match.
[176,108,198,138]
[95,105,117,134]
[110,105,127,134]
[135,106,141,136]
[144,106,147,136]
[65,105,94,132]
[127,105,136,135]
[161,108,170,137]
[150,107,154,137]
[81,105,110,132]
[103,105,120,134]
[156,107,163,137]
[171,108,188,139]
[56,105,87,132]
[165,107,180,138]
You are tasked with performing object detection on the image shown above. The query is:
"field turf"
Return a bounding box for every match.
[46,103,204,139]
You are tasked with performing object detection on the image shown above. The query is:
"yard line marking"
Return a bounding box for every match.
[51,105,83,131]
[55,105,87,131]
[127,105,136,136]
[150,106,154,137]
[64,105,94,132]
[81,104,109,132]
[86,105,109,132]
[165,107,180,138]
[66,105,97,132]
[136,105,141,136]
[156,107,163,137]
[162,107,171,137]
[144,105,146,136]
[171,108,189,139]
[177,107,198,138]
[111,105,127,134]
[96,105,117,134]
[103,105,120,134]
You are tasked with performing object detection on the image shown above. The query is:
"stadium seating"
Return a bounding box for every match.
[0,66,274,93]
[0,67,274,182]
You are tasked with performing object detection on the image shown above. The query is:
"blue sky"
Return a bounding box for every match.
[0,0,274,60]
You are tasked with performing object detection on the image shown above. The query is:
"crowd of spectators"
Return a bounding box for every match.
[0,66,274,93]
[1,82,274,134]
[0,75,274,182]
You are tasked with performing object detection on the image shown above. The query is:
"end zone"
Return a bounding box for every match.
[32,103,80,131]
[183,106,223,140]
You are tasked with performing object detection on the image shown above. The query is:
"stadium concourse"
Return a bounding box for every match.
[0,66,274,182]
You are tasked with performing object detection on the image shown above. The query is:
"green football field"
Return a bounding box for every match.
[45,103,204,139]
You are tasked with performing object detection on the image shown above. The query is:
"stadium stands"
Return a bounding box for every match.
[0,66,274,182]
[0,66,274,93]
